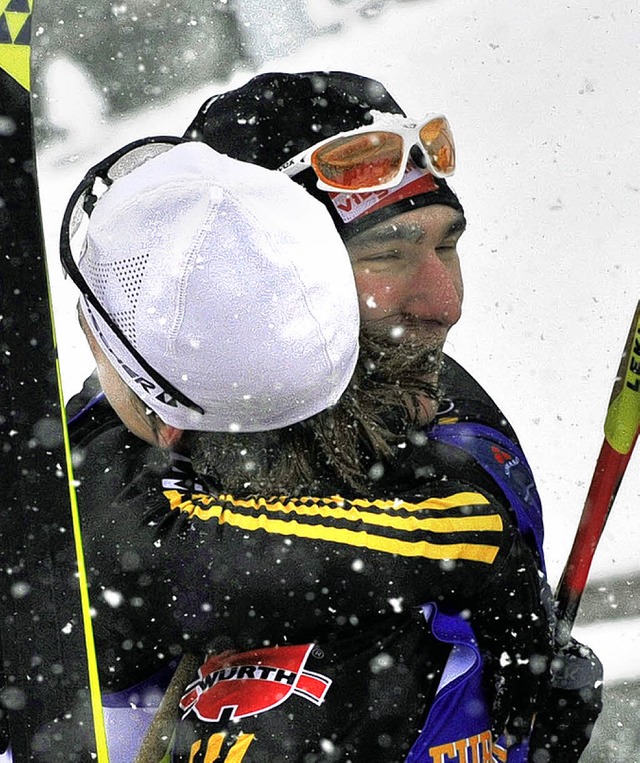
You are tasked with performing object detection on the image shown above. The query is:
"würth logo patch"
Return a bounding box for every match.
[179,644,332,723]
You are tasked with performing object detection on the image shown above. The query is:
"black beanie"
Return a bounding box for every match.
[184,71,463,239]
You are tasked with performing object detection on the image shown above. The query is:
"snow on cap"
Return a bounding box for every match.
[79,141,360,432]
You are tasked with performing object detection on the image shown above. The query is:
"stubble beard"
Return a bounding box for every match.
[189,323,445,497]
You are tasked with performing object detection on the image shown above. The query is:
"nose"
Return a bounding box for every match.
[402,248,463,326]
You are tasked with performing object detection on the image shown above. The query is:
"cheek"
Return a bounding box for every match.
[94,356,155,443]
[95,360,132,419]
[354,271,401,316]
[451,259,464,303]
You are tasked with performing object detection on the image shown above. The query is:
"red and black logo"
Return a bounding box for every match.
[490,445,512,464]
[179,644,332,723]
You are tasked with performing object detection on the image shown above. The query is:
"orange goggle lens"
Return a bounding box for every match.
[419,117,455,175]
[309,119,455,191]
[311,131,405,190]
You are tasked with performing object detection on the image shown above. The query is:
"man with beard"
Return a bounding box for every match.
[60,142,548,763]
[181,68,605,753]
[175,71,603,761]
[21,72,599,762]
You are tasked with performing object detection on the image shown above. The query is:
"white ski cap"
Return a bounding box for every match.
[78,141,360,432]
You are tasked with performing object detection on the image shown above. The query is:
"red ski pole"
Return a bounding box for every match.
[555,300,640,646]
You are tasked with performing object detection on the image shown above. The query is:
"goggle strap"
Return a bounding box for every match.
[60,135,205,416]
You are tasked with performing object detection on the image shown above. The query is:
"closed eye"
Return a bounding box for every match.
[436,242,459,254]
[360,249,402,261]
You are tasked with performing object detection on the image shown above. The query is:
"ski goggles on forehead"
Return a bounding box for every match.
[279,111,455,193]
[60,135,205,415]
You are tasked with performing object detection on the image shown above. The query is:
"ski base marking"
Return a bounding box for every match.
[0,0,32,90]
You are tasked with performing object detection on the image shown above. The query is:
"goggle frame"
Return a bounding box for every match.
[279,110,455,193]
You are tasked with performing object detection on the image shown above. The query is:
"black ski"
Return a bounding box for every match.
[0,2,107,759]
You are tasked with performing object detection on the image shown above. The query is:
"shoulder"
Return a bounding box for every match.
[159,469,520,572]
[435,356,546,567]
[441,354,521,445]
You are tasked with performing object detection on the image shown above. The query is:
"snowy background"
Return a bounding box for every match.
[34,0,639,758]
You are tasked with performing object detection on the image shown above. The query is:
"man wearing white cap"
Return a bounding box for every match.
[1,133,547,763]
[72,140,360,439]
